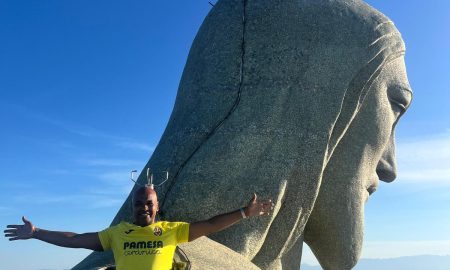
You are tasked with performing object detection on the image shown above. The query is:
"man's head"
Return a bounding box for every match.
[132,186,159,226]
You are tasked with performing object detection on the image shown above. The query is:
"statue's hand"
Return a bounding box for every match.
[245,193,274,217]
[4,216,36,241]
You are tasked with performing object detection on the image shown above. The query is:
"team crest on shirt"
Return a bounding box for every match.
[153,226,162,236]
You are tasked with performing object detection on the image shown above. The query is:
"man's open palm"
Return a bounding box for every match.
[4,216,35,241]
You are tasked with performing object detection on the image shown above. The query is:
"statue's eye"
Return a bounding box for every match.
[389,99,407,114]
[387,85,412,117]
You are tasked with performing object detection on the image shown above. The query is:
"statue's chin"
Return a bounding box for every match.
[303,186,365,270]
[314,244,361,270]
[304,214,364,270]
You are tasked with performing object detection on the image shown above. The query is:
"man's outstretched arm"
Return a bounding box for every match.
[4,216,103,251]
[189,193,274,241]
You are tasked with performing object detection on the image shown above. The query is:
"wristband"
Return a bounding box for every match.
[240,208,247,219]
[32,227,38,238]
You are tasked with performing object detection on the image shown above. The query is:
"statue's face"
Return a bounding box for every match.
[304,57,412,270]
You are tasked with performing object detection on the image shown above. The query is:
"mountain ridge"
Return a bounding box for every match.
[300,254,450,270]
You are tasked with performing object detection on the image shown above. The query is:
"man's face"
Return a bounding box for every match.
[132,187,159,226]
[304,57,413,270]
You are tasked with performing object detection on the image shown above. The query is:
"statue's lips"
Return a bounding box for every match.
[367,185,377,195]
[366,176,379,195]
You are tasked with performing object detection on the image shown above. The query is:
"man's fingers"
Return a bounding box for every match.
[259,200,273,206]
[260,201,274,210]
[4,229,17,234]
[9,237,20,241]
[5,233,16,237]
[6,225,20,229]
[252,193,257,203]
[22,216,30,224]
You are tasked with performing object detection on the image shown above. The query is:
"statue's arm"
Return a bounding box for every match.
[4,216,103,251]
[189,194,273,241]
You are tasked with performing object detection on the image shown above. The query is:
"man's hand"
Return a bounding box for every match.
[244,193,274,218]
[4,216,103,251]
[4,216,35,241]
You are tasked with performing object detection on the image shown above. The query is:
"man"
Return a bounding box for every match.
[4,186,274,270]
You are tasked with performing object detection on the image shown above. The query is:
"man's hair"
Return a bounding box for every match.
[131,186,158,205]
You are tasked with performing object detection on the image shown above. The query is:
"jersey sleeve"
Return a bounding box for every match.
[98,227,112,251]
[176,222,190,243]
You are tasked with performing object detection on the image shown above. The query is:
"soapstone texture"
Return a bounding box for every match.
[73,0,412,269]
[175,237,261,270]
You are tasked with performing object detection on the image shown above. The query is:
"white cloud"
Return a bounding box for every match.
[94,170,136,195]
[98,170,135,184]
[80,158,142,167]
[12,169,136,207]
[87,185,133,196]
[13,194,73,204]
[397,132,450,184]
[5,101,154,153]
[115,141,154,152]
[89,198,124,209]
[12,193,125,209]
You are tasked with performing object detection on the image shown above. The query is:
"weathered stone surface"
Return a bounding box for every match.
[175,237,261,270]
[74,0,412,269]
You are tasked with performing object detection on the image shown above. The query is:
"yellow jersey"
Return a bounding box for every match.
[98,221,190,270]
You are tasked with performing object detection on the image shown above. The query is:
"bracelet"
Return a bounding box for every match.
[240,208,247,219]
[32,227,38,238]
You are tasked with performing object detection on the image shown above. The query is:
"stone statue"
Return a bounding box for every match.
[73,0,412,269]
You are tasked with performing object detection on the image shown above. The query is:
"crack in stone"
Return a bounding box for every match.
[160,0,249,215]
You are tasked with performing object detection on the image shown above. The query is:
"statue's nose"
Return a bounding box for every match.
[376,134,397,182]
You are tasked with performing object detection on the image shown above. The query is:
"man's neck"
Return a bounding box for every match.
[133,220,156,227]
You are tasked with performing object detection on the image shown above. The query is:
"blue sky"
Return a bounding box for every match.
[0,1,449,269]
